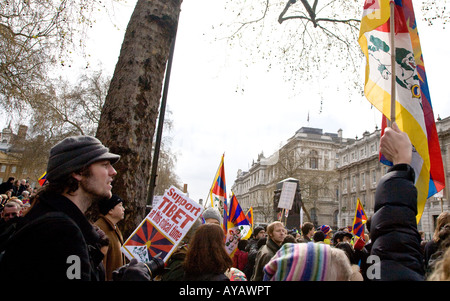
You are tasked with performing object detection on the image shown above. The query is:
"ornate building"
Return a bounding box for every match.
[232,127,355,229]
[232,117,450,239]
[337,128,382,229]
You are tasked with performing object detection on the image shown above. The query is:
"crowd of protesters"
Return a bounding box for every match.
[0,122,448,281]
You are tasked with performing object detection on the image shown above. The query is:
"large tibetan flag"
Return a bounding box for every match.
[224,193,251,255]
[358,0,445,222]
[352,198,368,238]
[209,154,227,229]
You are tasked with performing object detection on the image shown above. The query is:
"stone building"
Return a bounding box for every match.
[232,117,450,239]
[232,127,355,229]
[0,125,42,188]
[337,128,382,229]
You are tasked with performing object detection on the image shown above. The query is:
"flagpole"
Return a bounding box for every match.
[389,0,396,126]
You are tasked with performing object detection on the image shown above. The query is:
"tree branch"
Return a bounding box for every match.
[229,0,270,37]
[279,0,361,27]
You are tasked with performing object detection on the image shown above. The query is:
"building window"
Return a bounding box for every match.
[361,172,365,188]
[309,150,318,169]
[11,166,16,173]
[370,143,377,153]
[0,165,5,173]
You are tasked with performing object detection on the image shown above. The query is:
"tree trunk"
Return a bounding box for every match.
[95,0,182,238]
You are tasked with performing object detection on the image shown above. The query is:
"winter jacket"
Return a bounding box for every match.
[94,215,127,280]
[232,249,248,272]
[251,238,281,281]
[370,163,425,281]
[161,246,188,281]
[0,192,105,281]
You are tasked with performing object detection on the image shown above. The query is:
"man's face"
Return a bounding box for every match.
[256,230,266,239]
[270,224,287,246]
[109,202,125,221]
[343,236,352,243]
[2,206,20,222]
[80,160,117,201]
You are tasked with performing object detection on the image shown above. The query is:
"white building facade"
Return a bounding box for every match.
[232,118,450,239]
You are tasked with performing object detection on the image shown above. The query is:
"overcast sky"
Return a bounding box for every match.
[62,0,450,202]
[6,0,450,203]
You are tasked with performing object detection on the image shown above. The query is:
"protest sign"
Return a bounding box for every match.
[121,185,203,263]
[278,181,297,210]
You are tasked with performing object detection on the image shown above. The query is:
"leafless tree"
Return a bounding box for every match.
[0,0,123,114]
[217,0,449,104]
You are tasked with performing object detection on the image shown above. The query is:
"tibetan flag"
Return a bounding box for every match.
[227,193,251,231]
[38,172,47,186]
[242,207,254,240]
[209,154,227,231]
[224,193,251,255]
[352,198,367,238]
[209,154,227,208]
[358,0,445,222]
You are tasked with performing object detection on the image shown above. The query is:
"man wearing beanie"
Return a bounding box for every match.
[95,194,127,280]
[0,135,151,281]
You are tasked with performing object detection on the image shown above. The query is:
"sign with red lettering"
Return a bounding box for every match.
[121,186,203,263]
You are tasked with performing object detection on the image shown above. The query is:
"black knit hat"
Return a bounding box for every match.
[46,135,120,182]
[98,194,123,215]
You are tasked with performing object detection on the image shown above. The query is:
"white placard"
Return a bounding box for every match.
[278,181,297,210]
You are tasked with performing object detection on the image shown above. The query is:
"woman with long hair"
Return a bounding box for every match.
[183,223,233,281]
[424,212,450,270]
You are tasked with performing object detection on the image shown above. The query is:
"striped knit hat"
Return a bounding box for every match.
[263,242,332,281]
[320,225,332,235]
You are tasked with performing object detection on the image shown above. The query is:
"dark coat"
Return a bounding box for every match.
[161,246,187,281]
[0,181,13,195]
[243,238,259,279]
[370,164,425,281]
[0,192,105,281]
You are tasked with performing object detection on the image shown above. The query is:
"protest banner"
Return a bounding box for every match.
[278,181,297,210]
[121,185,203,263]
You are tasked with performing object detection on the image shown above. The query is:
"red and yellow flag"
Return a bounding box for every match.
[358,0,445,222]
